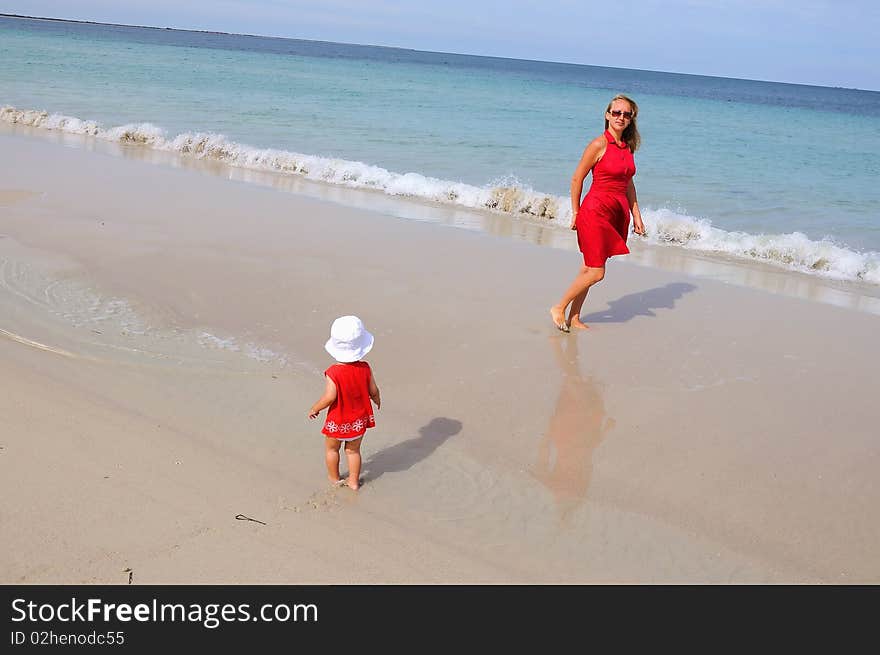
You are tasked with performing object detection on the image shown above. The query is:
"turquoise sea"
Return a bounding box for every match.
[2,15,879,284]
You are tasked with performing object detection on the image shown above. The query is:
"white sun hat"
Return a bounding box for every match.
[324,315,375,363]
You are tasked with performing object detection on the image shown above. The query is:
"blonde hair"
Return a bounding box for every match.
[604,94,641,153]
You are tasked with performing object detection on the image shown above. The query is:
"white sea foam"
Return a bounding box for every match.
[198,331,288,365]
[643,207,880,284]
[3,105,878,286]
[197,331,240,352]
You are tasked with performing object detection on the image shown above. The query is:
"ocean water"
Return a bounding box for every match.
[2,15,879,285]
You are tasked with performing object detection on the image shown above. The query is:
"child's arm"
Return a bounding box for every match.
[308,376,337,419]
[368,372,381,410]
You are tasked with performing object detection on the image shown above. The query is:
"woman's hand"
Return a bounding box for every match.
[632,216,646,236]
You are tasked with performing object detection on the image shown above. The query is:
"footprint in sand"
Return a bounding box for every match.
[293,486,352,513]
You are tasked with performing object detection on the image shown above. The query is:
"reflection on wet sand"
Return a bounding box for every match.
[531,336,615,526]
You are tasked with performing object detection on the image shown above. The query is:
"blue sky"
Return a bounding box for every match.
[4,1,879,90]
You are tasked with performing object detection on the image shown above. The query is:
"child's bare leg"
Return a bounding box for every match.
[344,437,363,490]
[325,437,342,484]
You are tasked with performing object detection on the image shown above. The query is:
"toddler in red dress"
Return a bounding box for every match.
[308,315,381,490]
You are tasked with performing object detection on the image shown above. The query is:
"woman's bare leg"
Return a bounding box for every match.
[551,266,605,331]
[567,289,590,329]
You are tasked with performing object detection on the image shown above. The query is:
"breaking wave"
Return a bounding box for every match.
[3,105,878,285]
[643,207,879,284]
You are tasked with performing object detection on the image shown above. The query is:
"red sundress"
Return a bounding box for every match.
[322,361,375,439]
[575,130,636,267]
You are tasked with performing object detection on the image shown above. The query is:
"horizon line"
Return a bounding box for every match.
[1,13,875,93]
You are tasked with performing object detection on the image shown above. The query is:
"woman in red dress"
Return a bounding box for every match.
[550,94,646,332]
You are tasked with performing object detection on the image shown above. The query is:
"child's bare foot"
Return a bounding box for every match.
[329,477,345,487]
[550,306,569,332]
[346,478,361,490]
[568,317,590,330]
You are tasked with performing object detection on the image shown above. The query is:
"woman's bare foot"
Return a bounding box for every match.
[346,478,361,491]
[550,306,570,332]
[568,317,589,330]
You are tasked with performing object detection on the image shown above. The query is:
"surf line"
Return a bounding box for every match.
[0,327,80,358]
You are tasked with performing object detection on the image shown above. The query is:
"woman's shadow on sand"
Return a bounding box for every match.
[582,282,696,324]
[362,417,462,484]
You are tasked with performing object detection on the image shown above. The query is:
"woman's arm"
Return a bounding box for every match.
[308,375,337,419]
[569,137,606,229]
[627,178,646,235]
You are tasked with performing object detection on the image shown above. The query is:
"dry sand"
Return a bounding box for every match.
[1,126,878,583]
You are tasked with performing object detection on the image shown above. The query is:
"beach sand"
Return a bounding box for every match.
[1,126,878,583]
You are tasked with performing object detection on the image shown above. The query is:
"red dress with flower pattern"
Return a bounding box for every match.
[322,361,375,439]
[575,130,636,267]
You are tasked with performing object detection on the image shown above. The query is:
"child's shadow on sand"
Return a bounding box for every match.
[362,417,462,484]
[582,282,696,324]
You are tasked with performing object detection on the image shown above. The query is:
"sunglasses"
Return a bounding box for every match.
[609,110,634,119]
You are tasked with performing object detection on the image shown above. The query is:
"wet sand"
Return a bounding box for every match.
[1,127,878,583]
